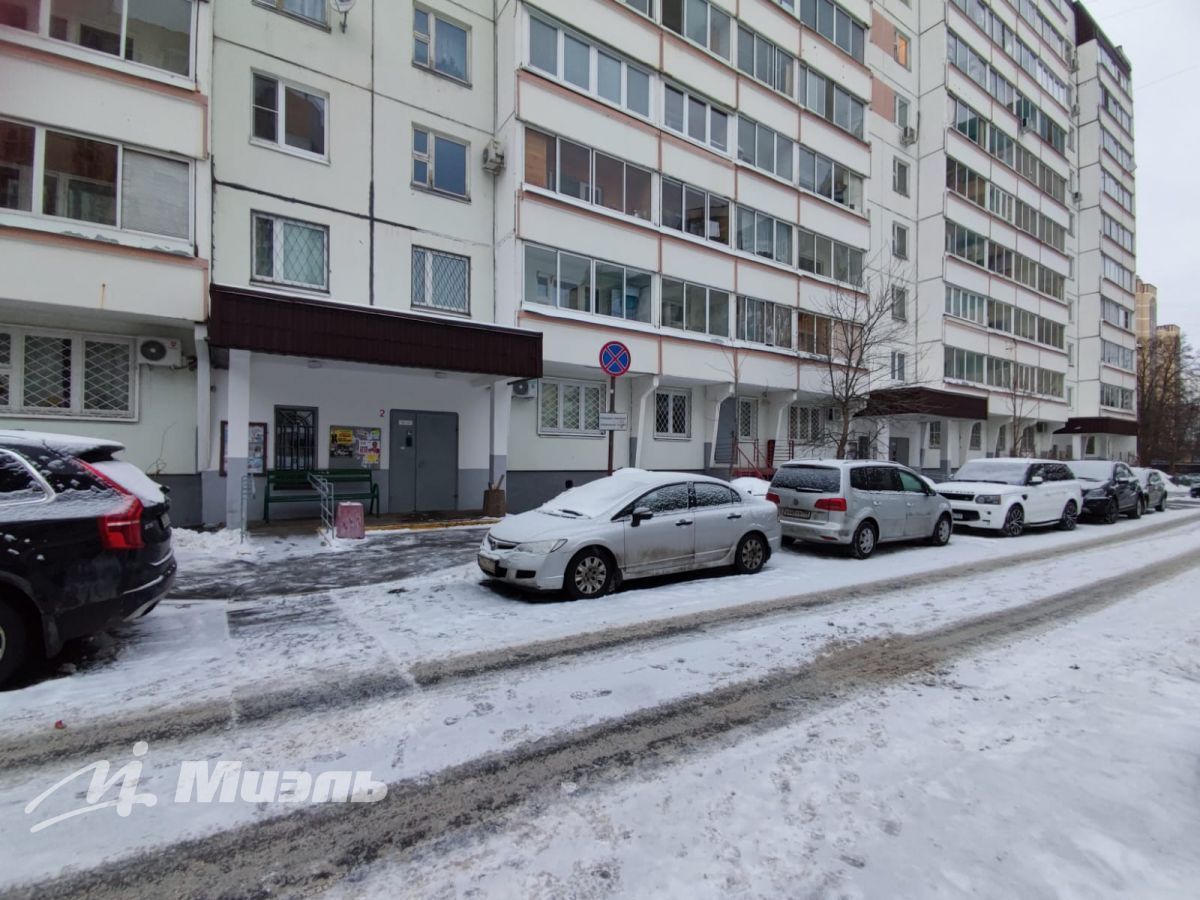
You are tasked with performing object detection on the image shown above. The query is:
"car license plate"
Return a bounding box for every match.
[783,508,811,520]
[478,554,498,575]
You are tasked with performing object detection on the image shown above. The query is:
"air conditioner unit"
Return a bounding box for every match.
[511,379,536,399]
[900,126,917,145]
[137,337,182,367]
[1071,190,1082,206]
[1019,117,1032,133]
[1071,103,1080,119]
[482,139,506,174]
[1069,51,1079,73]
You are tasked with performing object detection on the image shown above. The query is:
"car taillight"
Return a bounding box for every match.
[815,497,848,512]
[75,458,145,550]
[766,492,781,505]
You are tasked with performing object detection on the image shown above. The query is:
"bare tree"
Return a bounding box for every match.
[995,340,1042,458]
[1138,331,1200,468]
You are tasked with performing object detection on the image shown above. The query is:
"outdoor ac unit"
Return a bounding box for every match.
[482,140,506,174]
[1071,104,1080,119]
[1019,117,1032,133]
[1069,51,1079,73]
[1072,190,1082,206]
[511,379,536,399]
[137,337,182,367]
[900,126,917,146]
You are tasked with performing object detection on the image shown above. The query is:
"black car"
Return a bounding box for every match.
[1070,460,1145,523]
[0,431,175,687]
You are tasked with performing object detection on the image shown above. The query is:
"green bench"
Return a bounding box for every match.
[263,468,379,523]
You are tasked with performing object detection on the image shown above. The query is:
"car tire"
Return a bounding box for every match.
[734,533,769,575]
[850,521,878,559]
[1102,498,1119,525]
[1058,501,1079,531]
[563,548,615,600]
[1156,496,1166,513]
[928,514,952,547]
[0,600,31,688]
[1127,496,1144,519]
[1002,504,1025,537]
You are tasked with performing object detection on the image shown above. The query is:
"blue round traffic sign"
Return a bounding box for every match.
[599,341,632,376]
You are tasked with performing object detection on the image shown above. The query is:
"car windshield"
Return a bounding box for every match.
[538,475,650,518]
[950,461,1029,485]
[1070,461,1114,482]
[772,465,840,493]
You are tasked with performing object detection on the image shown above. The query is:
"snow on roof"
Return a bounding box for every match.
[539,470,728,517]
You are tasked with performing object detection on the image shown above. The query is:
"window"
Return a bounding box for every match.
[275,406,317,471]
[41,0,195,77]
[636,482,691,513]
[526,129,651,221]
[1102,254,1135,292]
[412,127,468,198]
[892,158,909,196]
[0,326,135,420]
[736,25,794,95]
[796,147,863,212]
[413,7,469,83]
[798,0,865,62]
[655,389,690,438]
[799,67,865,139]
[2,120,191,240]
[928,422,942,449]
[895,96,910,129]
[1101,339,1135,371]
[891,351,907,382]
[665,85,729,152]
[969,422,982,450]
[892,223,908,260]
[737,297,792,349]
[661,279,730,337]
[258,0,326,26]
[663,0,730,59]
[252,212,328,290]
[528,17,651,118]
[0,450,49,504]
[252,74,326,158]
[623,0,653,15]
[736,398,758,440]
[945,221,1064,300]
[797,228,863,285]
[695,483,739,507]
[539,379,603,435]
[411,247,469,314]
[1102,213,1135,253]
[524,244,652,323]
[737,116,793,180]
[796,312,833,356]
[892,287,907,321]
[787,406,821,444]
[1101,170,1133,212]
[894,31,911,68]
[736,206,792,265]
[1100,383,1134,411]
[661,178,729,244]
[1102,298,1133,331]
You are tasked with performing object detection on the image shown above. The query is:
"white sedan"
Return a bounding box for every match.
[478,469,782,598]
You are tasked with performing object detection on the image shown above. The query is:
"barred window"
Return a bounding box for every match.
[252,212,328,290]
[0,327,135,420]
[539,379,603,435]
[654,389,690,439]
[788,406,823,443]
[736,398,758,440]
[412,247,469,314]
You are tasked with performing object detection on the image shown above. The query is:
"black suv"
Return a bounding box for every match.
[0,431,175,686]
[1071,460,1145,523]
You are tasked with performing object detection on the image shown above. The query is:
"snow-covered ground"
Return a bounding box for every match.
[331,567,1200,899]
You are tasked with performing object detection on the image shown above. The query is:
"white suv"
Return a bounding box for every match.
[934,458,1082,536]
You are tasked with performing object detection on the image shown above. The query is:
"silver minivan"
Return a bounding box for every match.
[769,460,954,559]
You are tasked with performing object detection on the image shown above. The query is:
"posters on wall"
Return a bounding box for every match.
[329,425,382,469]
[220,421,267,476]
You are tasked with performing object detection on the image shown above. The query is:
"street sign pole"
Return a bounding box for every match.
[598,341,631,477]
[607,375,616,476]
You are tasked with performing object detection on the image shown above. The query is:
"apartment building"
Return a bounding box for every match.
[1135,277,1156,342]
[0,0,212,523]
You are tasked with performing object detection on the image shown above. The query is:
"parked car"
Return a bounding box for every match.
[768,460,953,559]
[934,459,1082,537]
[0,431,175,687]
[1132,467,1169,513]
[477,470,781,599]
[1071,460,1145,522]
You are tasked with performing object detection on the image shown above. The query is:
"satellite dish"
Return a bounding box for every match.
[330,0,355,31]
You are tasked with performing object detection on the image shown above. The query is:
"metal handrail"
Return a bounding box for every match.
[240,473,256,543]
[308,472,335,541]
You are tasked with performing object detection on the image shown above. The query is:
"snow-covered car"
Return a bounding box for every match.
[934,458,1082,536]
[478,470,782,598]
[1132,468,1169,513]
[1071,460,1145,521]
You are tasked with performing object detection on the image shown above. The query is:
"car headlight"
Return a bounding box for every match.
[1085,487,1108,499]
[514,539,568,554]
[975,494,1002,505]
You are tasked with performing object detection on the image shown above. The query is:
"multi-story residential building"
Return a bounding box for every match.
[1135,277,1156,342]
[0,0,213,523]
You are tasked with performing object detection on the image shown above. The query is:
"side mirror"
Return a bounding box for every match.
[631,507,654,527]
[1029,476,1045,486]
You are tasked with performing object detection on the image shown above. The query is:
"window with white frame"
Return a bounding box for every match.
[252,74,327,158]
[623,0,653,15]
[894,30,911,68]
[737,296,792,349]
[891,351,907,382]
[252,212,328,290]
[15,0,198,77]
[661,178,730,244]
[661,279,730,337]
[0,326,135,420]
[528,16,651,118]
[664,84,729,152]
[798,0,866,62]
[892,222,909,259]
[896,95,910,129]
[257,0,326,27]
[412,247,469,314]
[654,389,690,438]
[797,145,864,211]
[736,206,792,265]
[969,422,982,450]
[413,6,470,83]
[893,157,910,196]
[412,127,468,198]
[789,406,823,444]
[663,0,731,59]
[0,118,191,240]
[736,24,793,95]
[892,286,907,321]
[928,421,942,449]
[539,379,603,435]
[737,116,794,180]
[524,244,653,323]
[736,398,758,440]
[525,128,652,221]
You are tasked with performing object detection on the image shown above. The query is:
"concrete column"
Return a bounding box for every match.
[629,375,660,469]
[489,381,512,488]
[703,383,734,470]
[194,325,210,472]
[224,349,251,529]
[765,391,797,464]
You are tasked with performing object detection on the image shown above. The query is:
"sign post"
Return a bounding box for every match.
[598,341,632,475]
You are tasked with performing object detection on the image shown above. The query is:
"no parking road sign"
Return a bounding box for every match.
[599,341,632,377]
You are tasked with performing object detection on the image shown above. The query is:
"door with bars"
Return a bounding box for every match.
[275,406,317,470]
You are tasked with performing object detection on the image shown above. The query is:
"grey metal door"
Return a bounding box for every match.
[389,410,459,513]
[889,437,910,466]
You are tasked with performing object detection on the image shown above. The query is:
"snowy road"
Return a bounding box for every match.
[2,508,1199,897]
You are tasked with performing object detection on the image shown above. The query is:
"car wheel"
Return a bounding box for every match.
[0,601,31,688]
[1127,496,1144,519]
[1156,496,1166,513]
[1102,498,1119,525]
[928,514,952,547]
[850,521,878,559]
[1002,504,1025,537]
[734,533,768,574]
[564,548,614,600]
[1058,501,1078,531]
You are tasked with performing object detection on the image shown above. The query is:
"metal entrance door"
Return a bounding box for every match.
[389,410,459,513]
[889,437,910,467]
